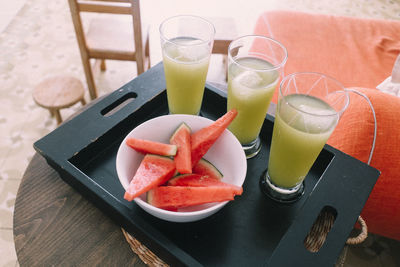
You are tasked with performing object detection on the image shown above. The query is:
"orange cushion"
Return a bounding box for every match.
[328,87,400,240]
[254,11,400,240]
[254,10,400,102]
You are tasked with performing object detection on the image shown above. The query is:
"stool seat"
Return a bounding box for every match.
[33,76,86,124]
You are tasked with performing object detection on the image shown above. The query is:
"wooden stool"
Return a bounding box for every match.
[33,76,86,124]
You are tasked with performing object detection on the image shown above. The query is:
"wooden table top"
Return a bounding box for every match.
[13,152,147,266]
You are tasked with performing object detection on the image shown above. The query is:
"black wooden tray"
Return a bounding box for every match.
[34,63,379,266]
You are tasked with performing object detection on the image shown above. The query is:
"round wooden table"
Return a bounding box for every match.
[13,153,147,266]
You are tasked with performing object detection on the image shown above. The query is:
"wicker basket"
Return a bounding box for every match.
[122,214,367,266]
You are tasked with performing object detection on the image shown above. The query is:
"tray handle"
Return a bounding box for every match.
[82,63,166,124]
[266,150,379,267]
[303,213,367,252]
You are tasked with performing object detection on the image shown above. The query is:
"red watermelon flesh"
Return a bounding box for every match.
[170,123,192,174]
[191,109,238,167]
[126,137,177,156]
[124,154,176,201]
[167,174,243,195]
[161,206,178,212]
[192,158,223,180]
[147,186,240,209]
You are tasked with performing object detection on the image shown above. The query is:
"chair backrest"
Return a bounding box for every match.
[67,0,148,99]
[72,1,144,57]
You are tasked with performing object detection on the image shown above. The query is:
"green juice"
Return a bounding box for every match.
[268,94,339,188]
[227,57,279,144]
[162,37,211,115]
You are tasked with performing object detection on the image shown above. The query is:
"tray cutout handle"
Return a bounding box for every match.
[304,206,337,253]
[101,92,137,117]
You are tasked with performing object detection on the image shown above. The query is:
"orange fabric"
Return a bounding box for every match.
[254,11,400,240]
[254,10,400,103]
[328,87,400,240]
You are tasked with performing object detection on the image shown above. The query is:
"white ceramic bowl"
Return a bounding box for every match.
[116,114,247,222]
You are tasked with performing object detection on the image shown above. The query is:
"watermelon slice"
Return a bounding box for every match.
[192,158,223,180]
[126,137,177,156]
[124,154,176,201]
[168,174,243,195]
[147,186,240,209]
[191,109,238,167]
[170,123,192,174]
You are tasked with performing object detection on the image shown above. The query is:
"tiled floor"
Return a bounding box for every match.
[1,0,400,266]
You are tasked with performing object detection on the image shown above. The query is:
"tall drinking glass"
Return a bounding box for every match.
[260,72,349,203]
[227,35,287,159]
[160,15,215,115]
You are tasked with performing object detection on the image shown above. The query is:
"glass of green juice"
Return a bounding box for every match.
[160,15,215,115]
[227,35,287,159]
[260,72,349,203]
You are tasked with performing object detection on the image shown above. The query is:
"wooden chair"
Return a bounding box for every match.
[67,0,150,100]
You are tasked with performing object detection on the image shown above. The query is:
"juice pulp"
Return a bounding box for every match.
[162,37,211,115]
[268,94,339,188]
[227,57,279,144]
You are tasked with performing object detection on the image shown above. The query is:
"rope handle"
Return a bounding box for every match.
[346,216,368,245]
[121,228,169,267]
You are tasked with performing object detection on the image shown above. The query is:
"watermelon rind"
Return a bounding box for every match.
[169,122,191,143]
[146,186,239,209]
[167,174,202,186]
[167,174,243,195]
[169,122,192,143]
[126,137,177,156]
[170,122,192,174]
[146,189,178,211]
[147,189,154,204]
[124,154,176,201]
[193,158,223,179]
[190,109,237,167]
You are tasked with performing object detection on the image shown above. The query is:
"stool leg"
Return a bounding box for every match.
[54,109,62,125]
[49,109,55,117]
[223,55,228,81]
[83,58,98,100]
[145,38,151,70]
[81,97,86,106]
[100,60,106,71]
